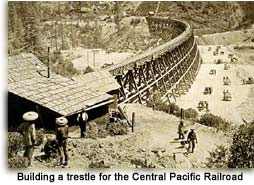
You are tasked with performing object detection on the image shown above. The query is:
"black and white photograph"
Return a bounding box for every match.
[7,1,254,172]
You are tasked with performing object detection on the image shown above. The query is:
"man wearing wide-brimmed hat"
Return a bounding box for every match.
[56,117,69,166]
[18,111,38,166]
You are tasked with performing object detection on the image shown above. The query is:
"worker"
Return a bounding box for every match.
[18,111,38,166]
[205,101,209,111]
[56,117,69,166]
[187,129,198,153]
[77,110,88,138]
[178,120,185,139]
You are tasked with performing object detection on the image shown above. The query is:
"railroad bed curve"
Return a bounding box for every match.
[106,17,202,104]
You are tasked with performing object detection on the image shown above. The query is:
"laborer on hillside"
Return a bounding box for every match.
[56,117,69,166]
[18,111,38,166]
[187,128,198,153]
[178,120,185,139]
[77,109,88,138]
[205,101,209,112]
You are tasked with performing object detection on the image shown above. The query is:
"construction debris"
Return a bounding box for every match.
[223,76,231,85]
[209,69,216,75]
[197,101,209,111]
[204,87,213,95]
[242,77,254,85]
[224,63,230,70]
[223,90,232,101]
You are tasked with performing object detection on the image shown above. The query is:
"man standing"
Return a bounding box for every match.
[18,111,38,166]
[56,117,69,166]
[77,110,88,138]
[187,129,198,153]
[178,120,185,139]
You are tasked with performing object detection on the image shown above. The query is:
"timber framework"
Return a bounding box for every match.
[106,17,202,104]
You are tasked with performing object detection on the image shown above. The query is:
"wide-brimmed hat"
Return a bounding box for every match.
[56,117,68,126]
[23,111,38,122]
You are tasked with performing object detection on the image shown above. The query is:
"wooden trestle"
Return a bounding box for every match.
[107,17,201,104]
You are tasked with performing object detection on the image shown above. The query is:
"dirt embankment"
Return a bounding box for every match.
[32,104,230,170]
[41,2,254,56]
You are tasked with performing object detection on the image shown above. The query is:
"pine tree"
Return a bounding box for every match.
[8,2,43,57]
[8,2,26,55]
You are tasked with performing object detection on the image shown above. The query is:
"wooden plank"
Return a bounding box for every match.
[129,70,142,103]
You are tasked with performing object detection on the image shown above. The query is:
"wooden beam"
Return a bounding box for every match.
[129,70,142,103]
[116,75,127,100]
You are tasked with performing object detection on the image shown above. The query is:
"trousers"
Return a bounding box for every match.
[188,140,196,153]
[24,145,34,166]
[178,132,185,139]
[58,140,68,164]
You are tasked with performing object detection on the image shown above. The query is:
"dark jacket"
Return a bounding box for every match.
[187,130,197,141]
[56,125,68,143]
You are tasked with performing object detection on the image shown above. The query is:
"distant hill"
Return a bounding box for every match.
[135,1,254,35]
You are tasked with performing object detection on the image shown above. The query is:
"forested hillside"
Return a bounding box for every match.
[8,1,254,58]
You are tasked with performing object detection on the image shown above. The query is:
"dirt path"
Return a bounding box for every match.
[124,104,230,168]
[32,104,230,170]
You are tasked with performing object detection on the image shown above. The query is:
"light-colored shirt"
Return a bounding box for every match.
[77,112,88,122]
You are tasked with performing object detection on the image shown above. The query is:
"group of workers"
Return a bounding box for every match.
[18,107,198,168]
[18,110,89,167]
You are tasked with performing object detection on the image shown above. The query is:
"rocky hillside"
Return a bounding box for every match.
[8,1,254,57]
[135,1,254,35]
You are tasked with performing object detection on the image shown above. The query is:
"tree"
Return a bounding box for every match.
[228,123,254,168]
[8,2,43,56]
[206,122,254,169]
[21,2,42,56]
[111,1,121,33]
[8,2,26,54]
[199,113,230,131]
[206,145,229,168]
